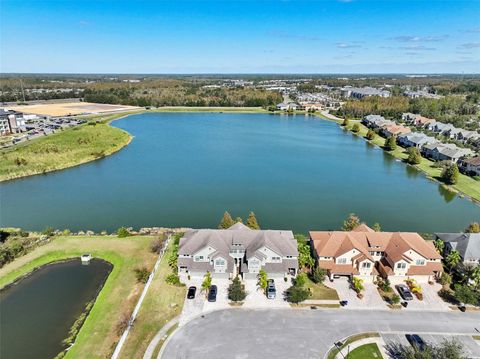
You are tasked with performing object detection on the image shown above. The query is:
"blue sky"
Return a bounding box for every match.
[1,0,479,73]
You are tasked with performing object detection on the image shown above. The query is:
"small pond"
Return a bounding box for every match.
[0,258,112,359]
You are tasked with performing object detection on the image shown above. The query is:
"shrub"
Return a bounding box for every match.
[351,123,360,133]
[311,267,327,284]
[150,237,164,253]
[115,313,130,335]
[342,118,349,127]
[228,276,247,302]
[365,129,375,140]
[134,267,150,283]
[342,213,361,231]
[391,294,401,305]
[286,284,310,303]
[257,269,268,290]
[165,273,181,286]
[352,277,364,293]
[117,227,131,238]
[295,273,307,287]
[42,227,55,237]
[440,272,452,286]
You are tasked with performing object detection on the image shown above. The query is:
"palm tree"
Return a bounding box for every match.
[446,250,461,271]
[202,271,212,293]
[433,239,444,254]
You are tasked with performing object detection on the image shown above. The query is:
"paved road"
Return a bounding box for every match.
[161,309,480,359]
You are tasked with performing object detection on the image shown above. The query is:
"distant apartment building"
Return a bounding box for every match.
[404,90,441,99]
[341,87,391,99]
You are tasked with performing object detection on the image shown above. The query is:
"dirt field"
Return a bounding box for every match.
[9,102,140,117]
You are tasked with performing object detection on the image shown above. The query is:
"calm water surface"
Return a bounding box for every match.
[0,113,478,232]
[0,259,112,359]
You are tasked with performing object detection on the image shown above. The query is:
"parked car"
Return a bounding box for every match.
[187,286,197,299]
[396,284,414,301]
[267,279,276,299]
[406,334,426,351]
[208,285,217,302]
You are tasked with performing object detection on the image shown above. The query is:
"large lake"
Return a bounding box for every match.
[0,112,478,233]
[0,259,112,359]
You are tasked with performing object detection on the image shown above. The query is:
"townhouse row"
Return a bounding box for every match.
[175,222,475,285]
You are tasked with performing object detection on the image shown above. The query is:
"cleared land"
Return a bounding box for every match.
[305,277,340,300]
[119,240,186,359]
[341,120,480,203]
[9,102,140,117]
[0,112,138,181]
[0,235,158,359]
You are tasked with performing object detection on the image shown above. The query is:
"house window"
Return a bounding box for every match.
[215,259,225,266]
[376,252,382,256]
[415,259,425,266]
[337,258,347,264]
[194,255,204,261]
[361,262,371,268]
[397,262,406,269]
[272,256,281,261]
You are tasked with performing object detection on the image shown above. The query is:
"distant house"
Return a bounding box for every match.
[458,156,480,176]
[342,87,391,99]
[362,115,395,130]
[432,122,455,135]
[310,224,442,283]
[421,143,473,163]
[435,233,480,266]
[380,124,411,138]
[397,132,438,148]
[276,102,300,111]
[177,222,298,279]
[402,113,436,127]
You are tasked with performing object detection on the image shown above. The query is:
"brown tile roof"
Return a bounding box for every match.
[407,262,443,275]
[311,230,442,270]
[352,223,375,232]
[385,124,411,135]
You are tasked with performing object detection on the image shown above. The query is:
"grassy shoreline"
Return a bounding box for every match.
[338,119,480,203]
[0,235,157,359]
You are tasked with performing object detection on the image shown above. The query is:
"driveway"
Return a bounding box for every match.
[179,278,230,326]
[243,278,290,309]
[326,277,387,309]
[395,282,450,312]
[161,309,480,359]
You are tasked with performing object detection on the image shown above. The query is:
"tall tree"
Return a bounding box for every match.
[235,217,243,223]
[295,234,314,270]
[434,239,445,254]
[406,147,421,165]
[365,129,376,140]
[228,276,246,302]
[202,271,212,292]
[372,222,381,232]
[442,164,460,185]
[218,211,235,229]
[342,213,361,231]
[384,135,397,151]
[246,211,260,229]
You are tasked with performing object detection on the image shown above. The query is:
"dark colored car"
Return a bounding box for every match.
[187,286,197,299]
[267,279,276,299]
[406,334,426,351]
[208,285,218,302]
[396,284,414,301]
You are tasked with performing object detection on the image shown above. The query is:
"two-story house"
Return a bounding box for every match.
[310,224,442,283]
[177,222,298,279]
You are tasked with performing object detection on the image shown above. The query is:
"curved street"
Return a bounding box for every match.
[161,308,480,359]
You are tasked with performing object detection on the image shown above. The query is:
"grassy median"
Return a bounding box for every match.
[342,121,480,203]
[0,235,158,359]
[0,112,138,182]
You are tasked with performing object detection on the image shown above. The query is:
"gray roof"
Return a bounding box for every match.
[179,224,297,259]
[435,233,480,262]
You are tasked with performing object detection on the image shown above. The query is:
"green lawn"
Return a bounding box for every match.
[327,333,380,359]
[341,121,480,202]
[347,343,383,359]
[0,235,158,359]
[305,277,339,300]
[119,240,186,359]
[0,112,134,182]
